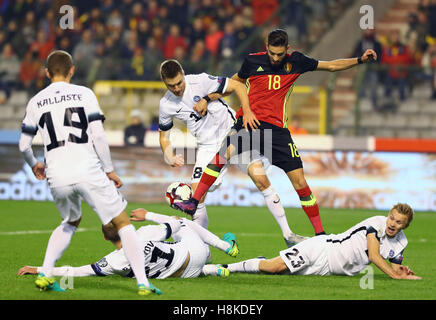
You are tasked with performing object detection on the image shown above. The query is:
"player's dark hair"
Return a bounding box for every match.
[391,203,414,228]
[267,29,288,47]
[46,50,73,78]
[160,59,183,80]
[102,223,121,242]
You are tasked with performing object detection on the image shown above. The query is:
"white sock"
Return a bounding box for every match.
[262,186,293,239]
[118,224,149,287]
[181,218,230,252]
[192,202,208,229]
[41,223,76,277]
[202,264,220,276]
[227,258,262,273]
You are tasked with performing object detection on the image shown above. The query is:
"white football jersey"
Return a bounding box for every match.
[21,81,106,187]
[90,226,188,279]
[159,73,236,147]
[327,216,408,276]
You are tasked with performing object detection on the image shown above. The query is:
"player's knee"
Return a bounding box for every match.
[252,176,270,192]
[291,176,307,190]
[248,167,270,191]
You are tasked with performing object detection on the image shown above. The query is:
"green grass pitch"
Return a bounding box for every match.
[0,200,435,300]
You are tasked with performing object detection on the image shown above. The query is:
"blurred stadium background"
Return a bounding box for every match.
[0,0,435,211]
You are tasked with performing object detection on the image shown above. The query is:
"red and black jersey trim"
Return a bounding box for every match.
[237,50,318,79]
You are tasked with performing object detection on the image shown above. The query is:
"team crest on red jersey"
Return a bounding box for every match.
[284,62,292,73]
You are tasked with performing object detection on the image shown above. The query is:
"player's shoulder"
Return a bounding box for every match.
[288,50,308,61]
[185,72,214,83]
[245,51,268,63]
[362,215,387,228]
[70,83,97,97]
[159,91,175,108]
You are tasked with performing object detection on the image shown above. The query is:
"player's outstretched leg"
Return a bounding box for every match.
[223,232,239,257]
[112,211,162,296]
[146,211,239,257]
[175,143,235,214]
[35,273,65,292]
[220,256,267,273]
[247,161,309,247]
[36,219,80,292]
[201,264,230,277]
[288,168,325,236]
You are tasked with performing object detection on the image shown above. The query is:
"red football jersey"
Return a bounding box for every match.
[235,51,318,128]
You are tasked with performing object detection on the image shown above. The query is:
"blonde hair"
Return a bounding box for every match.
[391,203,414,228]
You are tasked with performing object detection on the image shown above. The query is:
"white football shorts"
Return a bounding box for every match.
[50,171,128,225]
[192,145,270,192]
[279,235,331,276]
[172,219,209,278]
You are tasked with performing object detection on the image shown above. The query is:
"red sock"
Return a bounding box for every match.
[193,154,226,201]
[296,185,324,235]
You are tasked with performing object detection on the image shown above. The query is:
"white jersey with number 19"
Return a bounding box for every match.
[21,81,106,188]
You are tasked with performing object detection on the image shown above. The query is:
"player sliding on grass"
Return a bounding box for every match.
[174,29,378,237]
[18,209,237,279]
[18,50,158,296]
[159,59,307,247]
[216,203,421,280]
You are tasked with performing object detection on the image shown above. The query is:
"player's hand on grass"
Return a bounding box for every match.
[243,111,260,131]
[400,274,422,280]
[395,266,421,280]
[169,154,184,167]
[17,266,38,275]
[193,99,208,117]
[106,171,123,188]
[361,49,377,63]
[32,162,46,180]
[130,208,147,222]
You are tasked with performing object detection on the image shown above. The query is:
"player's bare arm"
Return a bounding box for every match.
[159,130,184,167]
[106,171,123,188]
[367,233,420,280]
[32,162,46,180]
[130,208,148,221]
[18,131,46,180]
[197,78,259,131]
[17,266,38,275]
[317,49,377,72]
[227,78,260,131]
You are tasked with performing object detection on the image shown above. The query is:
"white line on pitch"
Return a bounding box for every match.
[0,228,99,236]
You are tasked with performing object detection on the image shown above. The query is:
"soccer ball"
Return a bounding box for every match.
[165,182,192,208]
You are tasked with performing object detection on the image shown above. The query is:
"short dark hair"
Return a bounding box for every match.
[160,59,183,80]
[267,29,288,47]
[46,50,73,78]
[102,223,120,242]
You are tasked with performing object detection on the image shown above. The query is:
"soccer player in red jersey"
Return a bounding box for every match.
[175,29,377,236]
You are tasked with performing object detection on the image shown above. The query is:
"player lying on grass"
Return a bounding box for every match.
[214,203,421,280]
[18,209,238,279]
